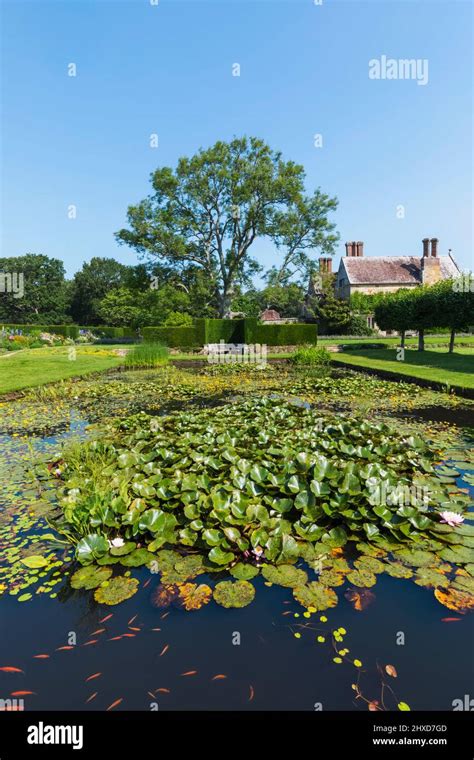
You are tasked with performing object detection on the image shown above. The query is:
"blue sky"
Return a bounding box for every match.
[1,0,472,282]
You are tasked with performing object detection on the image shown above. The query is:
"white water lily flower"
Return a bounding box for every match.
[439,511,464,528]
[108,537,125,549]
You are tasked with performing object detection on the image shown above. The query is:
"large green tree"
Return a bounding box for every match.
[0,254,70,323]
[116,137,338,316]
[69,257,132,324]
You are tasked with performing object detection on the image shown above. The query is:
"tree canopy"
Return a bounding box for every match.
[116,137,338,316]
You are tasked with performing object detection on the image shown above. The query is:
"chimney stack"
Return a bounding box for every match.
[422,238,430,257]
[430,238,439,257]
[345,242,352,257]
[319,257,332,274]
[356,241,364,257]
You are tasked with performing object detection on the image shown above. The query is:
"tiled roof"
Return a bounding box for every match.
[341,256,459,285]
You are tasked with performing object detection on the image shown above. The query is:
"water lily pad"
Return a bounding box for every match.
[318,569,346,587]
[261,564,308,588]
[94,576,139,605]
[414,567,450,589]
[346,569,377,588]
[394,548,439,567]
[354,556,385,574]
[451,575,474,594]
[439,545,474,565]
[230,563,260,581]
[177,583,212,611]
[384,562,413,579]
[213,580,255,608]
[174,554,206,580]
[70,565,113,590]
[119,549,156,567]
[293,582,338,611]
[109,541,136,556]
[20,555,48,569]
[434,586,474,612]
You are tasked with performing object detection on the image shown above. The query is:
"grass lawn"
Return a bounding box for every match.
[331,347,474,390]
[0,346,123,394]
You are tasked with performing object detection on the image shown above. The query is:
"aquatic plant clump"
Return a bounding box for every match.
[41,396,473,608]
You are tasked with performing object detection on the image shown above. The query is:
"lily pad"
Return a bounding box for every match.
[293,582,338,611]
[394,548,439,567]
[230,563,260,581]
[70,565,113,590]
[434,586,474,612]
[177,583,212,611]
[213,580,255,608]
[318,569,346,587]
[414,567,450,589]
[120,549,156,567]
[346,569,377,588]
[20,555,48,569]
[94,576,139,605]
[354,556,385,574]
[439,545,474,565]
[384,562,413,579]
[109,541,136,557]
[261,564,308,588]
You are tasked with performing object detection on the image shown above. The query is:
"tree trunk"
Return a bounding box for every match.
[400,330,405,349]
[418,329,425,351]
[449,327,455,353]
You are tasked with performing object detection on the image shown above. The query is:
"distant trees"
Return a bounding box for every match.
[374,279,474,352]
[0,254,71,323]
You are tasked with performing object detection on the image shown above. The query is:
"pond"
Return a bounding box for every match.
[0,366,473,711]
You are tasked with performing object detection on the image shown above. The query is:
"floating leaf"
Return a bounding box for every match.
[213,580,255,608]
[385,664,398,678]
[293,582,338,611]
[177,583,212,611]
[344,588,375,611]
[70,565,112,590]
[434,586,474,612]
[261,564,308,588]
[20,555,48,569]
[230,563,260,581]
[414,567,449,589]
[346,569,377,588]
[94,576,139,605]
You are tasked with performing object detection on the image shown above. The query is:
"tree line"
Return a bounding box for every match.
[373,280,474,352]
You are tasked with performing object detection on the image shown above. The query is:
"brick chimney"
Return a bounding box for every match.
[319,257,332,274]
[356,241,364,257]
[421,237,441,285]
[422,238,430,257]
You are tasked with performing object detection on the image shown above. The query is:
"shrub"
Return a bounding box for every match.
[289,345,331,368]
[124,342,169,368]
[163,311,194,327]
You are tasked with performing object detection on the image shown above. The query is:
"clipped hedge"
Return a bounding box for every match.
[142,326,200,347]
[205,318,244,343]
[143,318,317,348]
[1,323,79,339]
[244,318,317,346]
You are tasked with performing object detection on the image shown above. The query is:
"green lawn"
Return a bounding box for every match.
[0,346,123,394]
[331,348,474,390]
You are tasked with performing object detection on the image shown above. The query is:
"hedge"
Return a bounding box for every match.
[142,326,201,347]
[143,318,317,347]
[243,318,317,346]
[79,326,139,339]
[1,323,79,339]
